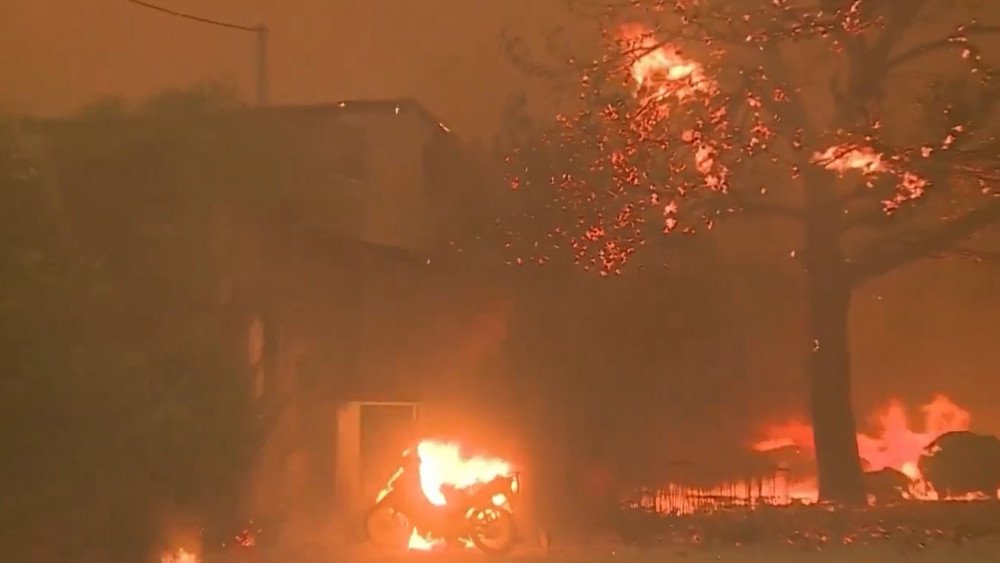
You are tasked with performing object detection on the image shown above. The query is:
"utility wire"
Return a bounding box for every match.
[124,0,259,32]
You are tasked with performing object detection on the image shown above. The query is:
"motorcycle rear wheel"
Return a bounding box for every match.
[469,507,516,555]
[364,505,413,549]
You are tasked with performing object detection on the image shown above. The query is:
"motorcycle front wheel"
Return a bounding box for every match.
[364,505,412,550]
[469,507,516,555]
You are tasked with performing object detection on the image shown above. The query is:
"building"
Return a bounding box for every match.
[27,97,511,535]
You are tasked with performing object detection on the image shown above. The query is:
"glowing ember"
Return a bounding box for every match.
[234,528,256,548]
[160,548,198,563]
[505,0,997,277]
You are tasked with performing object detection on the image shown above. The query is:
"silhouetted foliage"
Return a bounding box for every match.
[0,83,291,560]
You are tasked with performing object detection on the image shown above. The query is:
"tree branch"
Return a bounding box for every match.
[945,245,1000,264]
[851,196,1000,282]
[887,24,1000,69]
[868,0,934,57]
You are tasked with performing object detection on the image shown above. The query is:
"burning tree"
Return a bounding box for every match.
[505,0,1000,504]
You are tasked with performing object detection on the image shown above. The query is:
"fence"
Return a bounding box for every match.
[625,467,818,515]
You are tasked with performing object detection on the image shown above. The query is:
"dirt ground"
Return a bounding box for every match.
[323,541,1000,563]
[222,532,1000,563]
[205,502,1000,563]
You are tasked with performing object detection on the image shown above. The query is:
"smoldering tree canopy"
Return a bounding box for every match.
[504,0,1000,275]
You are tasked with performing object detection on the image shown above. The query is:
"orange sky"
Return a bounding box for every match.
[3,0,998,435]
[0,0,578,140]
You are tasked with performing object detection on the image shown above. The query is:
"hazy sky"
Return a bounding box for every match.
[0,0,576,140]
[3,0,998,435]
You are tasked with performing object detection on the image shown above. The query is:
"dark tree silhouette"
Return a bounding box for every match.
[505,0,1000,504]
[1,85,292,558]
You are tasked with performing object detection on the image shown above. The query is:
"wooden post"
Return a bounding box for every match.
[255,24,268,106]
[334,402,362,514]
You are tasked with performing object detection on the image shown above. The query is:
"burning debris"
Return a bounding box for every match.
[863,467,912,505]
[629,395,997,516]
[365,440,520,553]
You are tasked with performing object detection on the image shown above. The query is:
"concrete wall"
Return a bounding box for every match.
[334,104,438,252]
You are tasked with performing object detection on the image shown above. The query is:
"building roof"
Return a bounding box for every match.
[244,98,458,136]
[20,97,460,140]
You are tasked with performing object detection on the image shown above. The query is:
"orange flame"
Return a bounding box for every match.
[620,23,715,107]
[619,23,728,193]
[636,395,980,515]
[810,143,930,212]
[754,394,972,498]
[811,144,887,174]
[160,548,198,563]
[376,440,513,551]
[414,441,512,507]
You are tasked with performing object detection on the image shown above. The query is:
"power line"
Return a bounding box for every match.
[124,0,259,32]
[123,0,269,105]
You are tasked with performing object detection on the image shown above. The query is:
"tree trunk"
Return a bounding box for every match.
[806,271,866,505]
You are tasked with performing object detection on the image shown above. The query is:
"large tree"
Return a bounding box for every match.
[505,0,1000,503]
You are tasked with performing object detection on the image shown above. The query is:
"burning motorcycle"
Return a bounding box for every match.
[364,447,520,554]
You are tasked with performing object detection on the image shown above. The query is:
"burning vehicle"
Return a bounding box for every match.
[919,431,1000,499]
[364,440,520,554]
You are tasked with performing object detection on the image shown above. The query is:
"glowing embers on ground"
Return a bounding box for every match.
[376,440,513,551]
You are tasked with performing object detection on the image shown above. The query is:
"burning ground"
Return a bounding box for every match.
[630,394,999,514]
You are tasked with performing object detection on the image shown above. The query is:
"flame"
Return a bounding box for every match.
[620,23,715,107]
[636,395,980,515]
[375,440,513,551]
[160,549,198,563]
[406,529,439,551]
[632,477,819,516]
[810,143,930,212]
[754,394,972,499]
[811,144,887,174]
[618,23,728,195]
[414,441,512,507]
